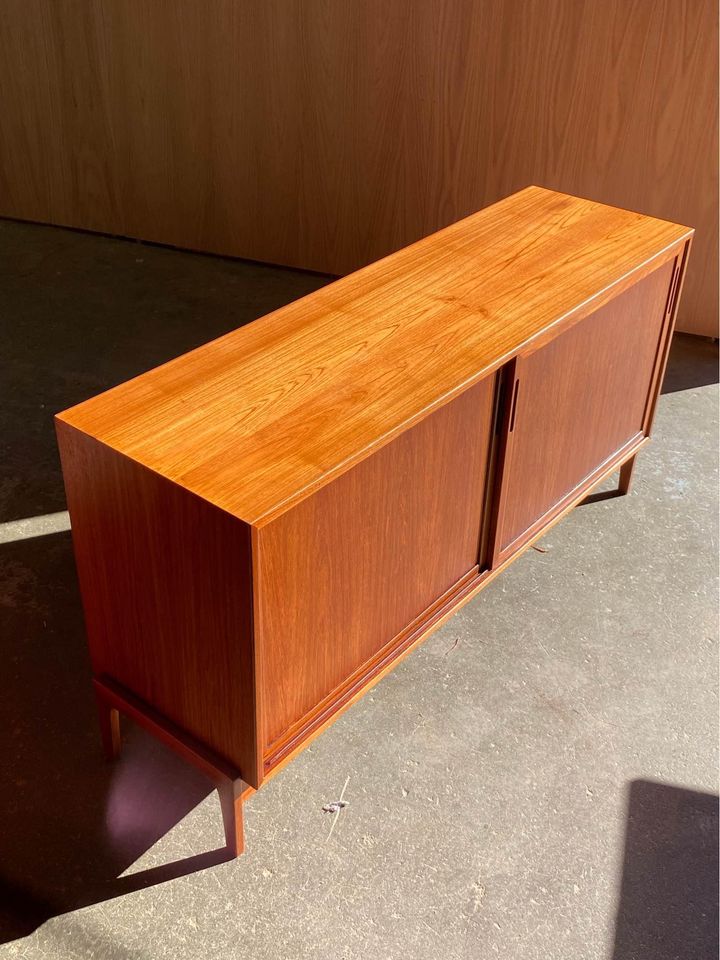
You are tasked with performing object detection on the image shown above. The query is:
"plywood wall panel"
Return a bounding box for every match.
[0,1,716,333]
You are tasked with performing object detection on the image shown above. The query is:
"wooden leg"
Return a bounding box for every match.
[218,778,246,857]
[95,688,121,760]
[618,455,637,495]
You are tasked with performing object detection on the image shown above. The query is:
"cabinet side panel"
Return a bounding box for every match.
[56,423,260,786]
[257,378,496,759]
[496,258,675,556]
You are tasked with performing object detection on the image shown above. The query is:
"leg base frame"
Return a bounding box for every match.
[93,676,251,857]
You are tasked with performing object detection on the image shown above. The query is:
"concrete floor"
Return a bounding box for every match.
[0,219,717,960]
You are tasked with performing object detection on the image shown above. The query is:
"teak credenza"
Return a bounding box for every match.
[56,187,692,856]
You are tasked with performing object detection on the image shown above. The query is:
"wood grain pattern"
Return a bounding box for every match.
[258,438,655,784]
[56,187,692,526]
[256,378,496,758]
[493,258,677,557]
[56,422,261,787]
[0,0,715,333]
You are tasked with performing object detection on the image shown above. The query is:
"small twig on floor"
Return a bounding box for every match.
[444,637,459,656]
[325,775,350,843]
[410,712,426,737]
[532,545,547,553]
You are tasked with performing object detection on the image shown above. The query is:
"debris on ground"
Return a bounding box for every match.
[324,776,351,842]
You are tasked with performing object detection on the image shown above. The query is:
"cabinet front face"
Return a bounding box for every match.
[493,258,677,559]
[257,376,497,769]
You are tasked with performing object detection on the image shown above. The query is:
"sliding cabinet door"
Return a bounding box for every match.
[258,375,498,771]
[492,258,679,562]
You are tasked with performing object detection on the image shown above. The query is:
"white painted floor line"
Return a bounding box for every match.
[0,510,71,544]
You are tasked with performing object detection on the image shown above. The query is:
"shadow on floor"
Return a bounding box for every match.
[612,780,719,960]
[0,530,237,944]
[0,220,331,943]
[579,486,626,506]
[661,333,718,395]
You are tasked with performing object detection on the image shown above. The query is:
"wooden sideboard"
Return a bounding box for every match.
[56,187,692,856]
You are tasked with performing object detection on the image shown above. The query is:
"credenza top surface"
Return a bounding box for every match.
[57,186,691,525]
